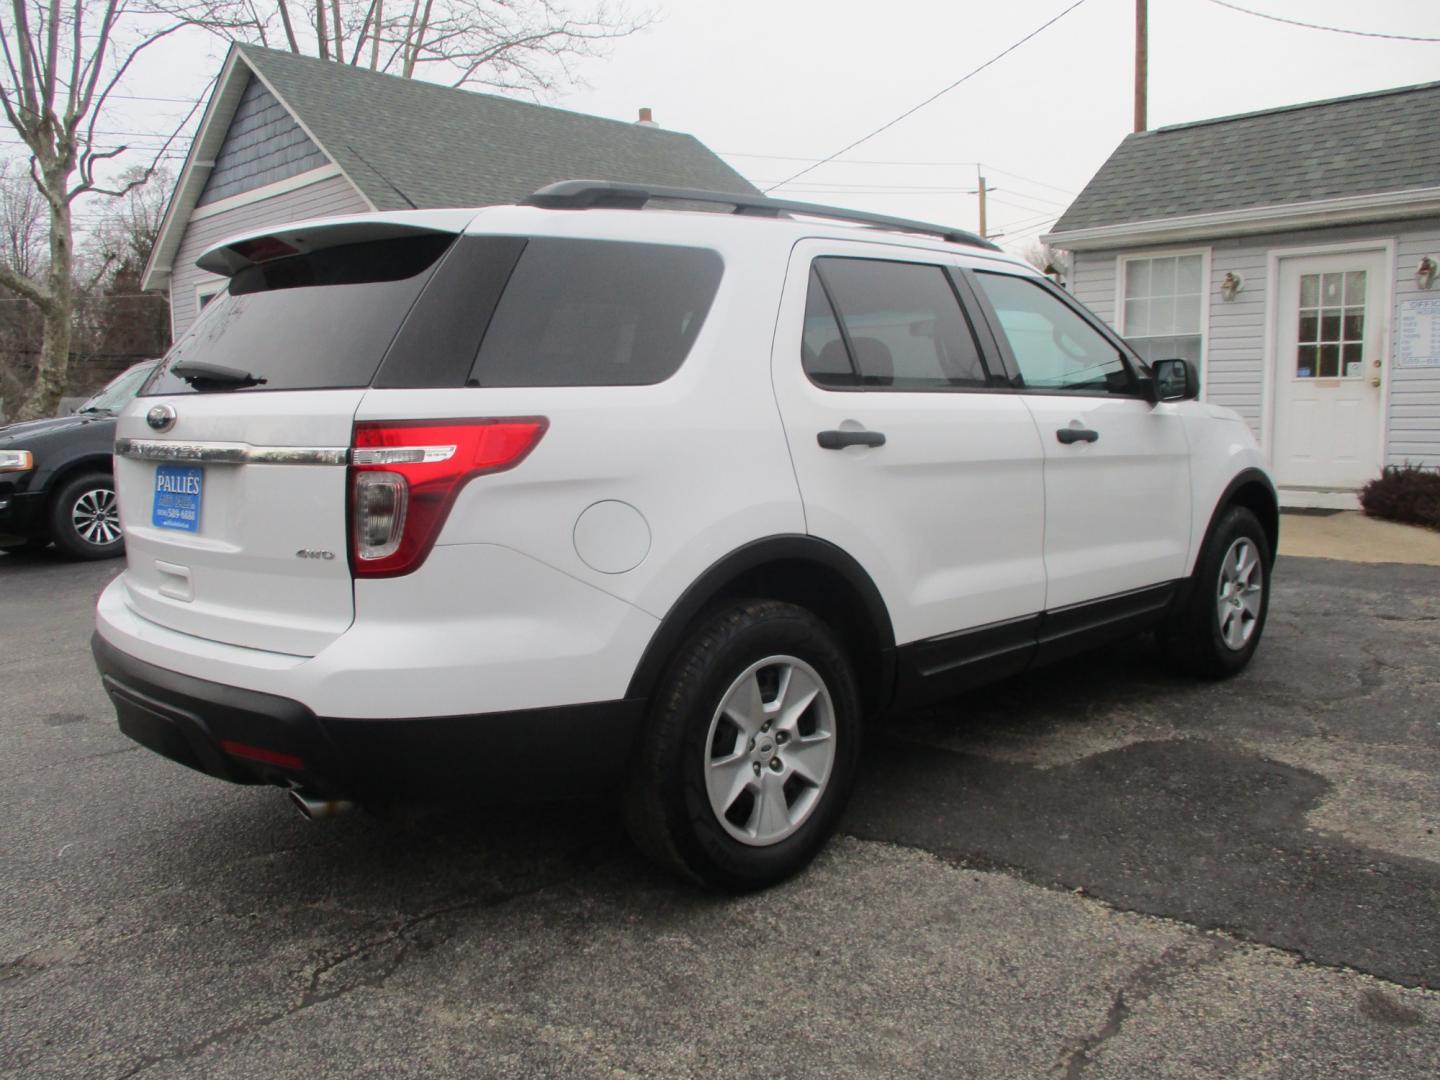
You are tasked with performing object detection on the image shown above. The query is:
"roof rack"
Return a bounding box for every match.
[522,180,1000,252]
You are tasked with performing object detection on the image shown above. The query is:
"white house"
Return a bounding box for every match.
[1046,81,1440,507]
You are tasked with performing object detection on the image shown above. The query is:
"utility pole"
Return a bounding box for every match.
[1134,0,1148,132]
[974,165,995,239]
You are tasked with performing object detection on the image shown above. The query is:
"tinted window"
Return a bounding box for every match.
[801,267,851,387]
[975,271,1136,395]
[146,235,453,395]
[807,258,989,390]
[469,239,723,387]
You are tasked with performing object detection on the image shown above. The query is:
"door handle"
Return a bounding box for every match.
[1056,427,1099,445]
[818,429,886,450]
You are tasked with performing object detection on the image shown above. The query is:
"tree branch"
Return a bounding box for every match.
[275,0,299,50]
[71,74,204,200]
[77,19,184,179]
[41,0,61,119]
[10,0,41,119]
[348,0,376,64]
[0,257,51,310]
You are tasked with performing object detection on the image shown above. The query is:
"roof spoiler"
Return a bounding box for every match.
[522,180,1000,252]
[197,210,480,277]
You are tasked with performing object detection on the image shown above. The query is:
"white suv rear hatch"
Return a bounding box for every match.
[114,216,470,656]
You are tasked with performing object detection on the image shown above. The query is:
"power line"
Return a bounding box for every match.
[1004,218,1062,245]
[1205,0,1440,42]
[986,190,1071,211]
[979,165,1078,197]
[725,151,982,166]
[764,0,1093,192]
[726,152,1079,194]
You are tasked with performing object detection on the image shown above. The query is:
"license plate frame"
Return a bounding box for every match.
[152,464,204,533]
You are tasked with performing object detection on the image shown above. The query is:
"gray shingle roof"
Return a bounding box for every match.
[239,45,756,210]
[1051,81,1440,235]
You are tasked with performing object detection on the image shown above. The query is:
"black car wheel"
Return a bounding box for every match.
[49,471,125,560]
[1161,505,1271,678]
[622,599,862,891]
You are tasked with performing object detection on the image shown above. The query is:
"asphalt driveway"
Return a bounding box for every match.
[2,545,1437,1078]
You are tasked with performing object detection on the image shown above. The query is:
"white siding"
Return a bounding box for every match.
[1060,217,1440,470]
[168,173,369,336]
[1069,252,1115,323]
[1391,223,1440,468]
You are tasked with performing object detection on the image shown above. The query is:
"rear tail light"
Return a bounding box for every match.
[348,418,547,577]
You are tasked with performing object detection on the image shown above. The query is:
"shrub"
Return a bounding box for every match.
[1360,465,1440,531]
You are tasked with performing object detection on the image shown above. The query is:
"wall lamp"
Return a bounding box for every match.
[1418,256,1437,290]
[1219,271,1245,301]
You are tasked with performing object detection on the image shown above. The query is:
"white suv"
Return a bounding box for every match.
[93,181,1276,889]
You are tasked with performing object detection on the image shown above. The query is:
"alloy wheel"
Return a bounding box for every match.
[1216,536,1263,651]
[703,655,837,846]
[71,486,122,548]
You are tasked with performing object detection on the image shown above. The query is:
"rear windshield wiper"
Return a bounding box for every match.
[170,359,269,391]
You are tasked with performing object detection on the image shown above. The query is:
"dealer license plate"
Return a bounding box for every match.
[152,465,204,533]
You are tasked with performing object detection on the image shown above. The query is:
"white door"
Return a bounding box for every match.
[770,242,1047,648]
[1272,251,1387,489]
[969,269,1192,611]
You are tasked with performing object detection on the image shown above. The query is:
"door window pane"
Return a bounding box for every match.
[808,258,989,390]
[1319,344,1340,378]
[1343,343,1364,377]
[1344,271,1366,304]
[802,268,852,388]
[976,271,1134,394]
[1296,345,1317,378]
[1343,309,1364,341]
[1297,268,1365,380]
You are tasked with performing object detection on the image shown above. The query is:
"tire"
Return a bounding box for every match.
[623,599,863,891]
[1161,505,1271,678]
[48,471,125,560]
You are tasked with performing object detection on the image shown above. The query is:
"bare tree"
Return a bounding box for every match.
[1022,240,1069,286]
[73,163,170,385]
[144,0,649,95]
[0,157,44,276]
[0,158,46,416]
[0,1,192,419]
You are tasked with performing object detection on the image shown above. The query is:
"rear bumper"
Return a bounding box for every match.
[93,632,646,802]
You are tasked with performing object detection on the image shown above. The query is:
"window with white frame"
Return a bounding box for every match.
[1120,253,1204,369]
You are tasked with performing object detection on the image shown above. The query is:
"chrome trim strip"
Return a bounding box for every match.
[115,438,350,466]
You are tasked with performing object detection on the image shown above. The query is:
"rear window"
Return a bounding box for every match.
[467,238,723,387]
[145,235,454,395]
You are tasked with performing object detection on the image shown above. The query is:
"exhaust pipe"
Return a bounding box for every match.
[288,789,354,821]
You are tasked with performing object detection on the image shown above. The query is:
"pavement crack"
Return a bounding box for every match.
[112,856,611,1079]
[1056,938,1232,1078]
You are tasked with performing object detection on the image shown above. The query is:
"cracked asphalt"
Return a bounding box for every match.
[2,543,1438,1078]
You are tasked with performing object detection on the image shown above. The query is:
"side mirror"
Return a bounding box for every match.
[1152,357,1200,402]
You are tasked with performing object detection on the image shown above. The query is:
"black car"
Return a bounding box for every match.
[0,361,157,559]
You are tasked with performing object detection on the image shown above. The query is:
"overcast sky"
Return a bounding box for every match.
[41,0,1440,254]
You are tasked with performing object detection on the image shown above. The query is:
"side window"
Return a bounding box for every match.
[975,271,1137,395]
[801,267,852,388]
[470,238,723,387]
[802,257,990,390]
